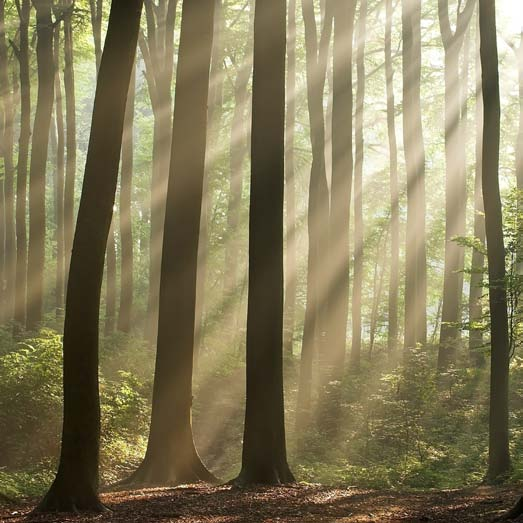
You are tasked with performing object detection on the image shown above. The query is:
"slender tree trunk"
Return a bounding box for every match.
[127,0,217,485]
[479,0,511,482]
[296,0,332,431]
[195,0,225,362]
[0,2,16,323]
[284,0,297,358]
[402,0,427,352]
[63,0,76,288]
[117,67,135,333]
[27,0,55,331]
[53,17,65,313]
[233,0,294,485]
[351,0,367,370]
[437,0,475,370]
[104,224,117,335]
[385,0,399,354]
[14,0,31,328]
[469,11,485,366]
[37,0,143,511]
[143,0,177,345]
[89,0,103,70]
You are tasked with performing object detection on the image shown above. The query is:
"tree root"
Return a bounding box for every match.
[494,496,523,521]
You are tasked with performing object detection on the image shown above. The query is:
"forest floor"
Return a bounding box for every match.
[1,483,523,523]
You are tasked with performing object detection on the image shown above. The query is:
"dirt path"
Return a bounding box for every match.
[1,483,522,522]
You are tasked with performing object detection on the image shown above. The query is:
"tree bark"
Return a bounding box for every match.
[233,0,294,485]
[479,0,511,482]
[36,0,143,511]
[27,0,55,331]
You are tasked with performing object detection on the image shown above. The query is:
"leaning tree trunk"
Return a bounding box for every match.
[126,0,217,486]
[14,0,31,328]
[27,0,55,331]
[479,0,511,483]
[232,0,294,486]
[36,0,143,512]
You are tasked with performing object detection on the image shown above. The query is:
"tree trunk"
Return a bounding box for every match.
[295,0,332,432]
[143,0,177,345]
[284,0,297,358]
[27,0,55,331]
[53,17,65,313]
[437,0,475,370]
[0,2,16,323]
[469,11,485,366]
[233,0,294,485]
[402,0,427,352]
[127,0,217,486]
[63,0,77,289]
[479,0,511,482]
[351,0,367,371]
[36,0,143,511]
[117,66,135,334]
[385,0,399,354]
[14,0,31,328]
[104,223,117,335]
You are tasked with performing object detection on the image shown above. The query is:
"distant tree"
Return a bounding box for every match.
[402,0,427,352]
[117,66,135,334]
[296,0,332,431]
[126,0,217,485]
[13,0,31,327]
[469,10,485,366]
[233,0,294,485]
[27,0,55,330]
[351,0,367,371]
[437,0,475,370]
[385,0,399,354]
[37,0,143,511]
[284,0,297,358]
[479,0,511,482]
[0,1,16,323]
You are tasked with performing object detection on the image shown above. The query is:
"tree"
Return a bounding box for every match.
[26,0,55,331]
[402,0,427,352]
[351,0,367,370]
[233,0,294,486]
[437,0,475,370]
[117,66,135,334]
[13,0,31,327]
[37,0,143,511]
[479,0,511,482]
[284,0,297,358]
[385,0,399,354]
[140,0,177,344]
[0,0,16,323]
[296,0,332,431]
[126,0,216,485]
[469,10,485,366]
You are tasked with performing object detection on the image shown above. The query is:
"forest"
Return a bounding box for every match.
[1,0,523,521]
